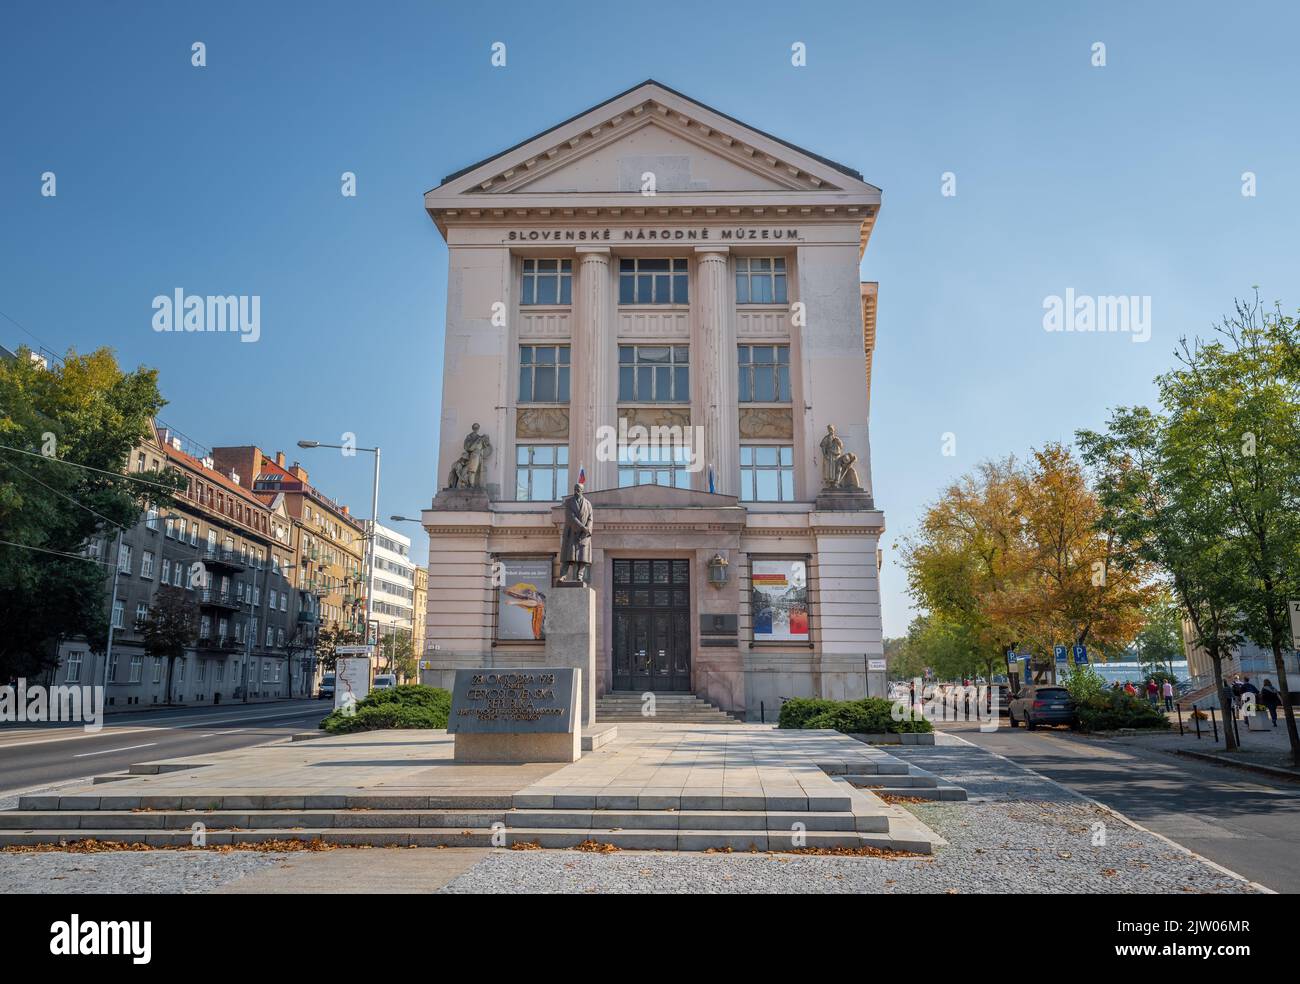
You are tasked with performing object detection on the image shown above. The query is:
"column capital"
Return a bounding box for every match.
[695,245,730,257]
[575,246,612,259]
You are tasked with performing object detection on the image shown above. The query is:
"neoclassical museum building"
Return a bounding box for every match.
[418,80,885,719]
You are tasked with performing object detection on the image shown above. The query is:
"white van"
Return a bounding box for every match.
[372,674,397,691]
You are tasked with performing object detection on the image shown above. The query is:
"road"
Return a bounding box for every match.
[0,699,329,795]
[945,719,1300,893]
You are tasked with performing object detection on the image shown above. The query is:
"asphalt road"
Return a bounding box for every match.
[0,699,330,795]
[945,719,1300,893]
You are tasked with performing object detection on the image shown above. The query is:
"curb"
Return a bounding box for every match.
[943,732,1276,895]
[1172,748,1300,783]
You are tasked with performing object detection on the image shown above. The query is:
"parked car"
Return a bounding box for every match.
[1008,685,1075,729]
[318,674,336,701]
[372,674,397,691]
[986,683,1012,717]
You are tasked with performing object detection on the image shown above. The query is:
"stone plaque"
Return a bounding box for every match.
[516,407,569,440]
[448,668,578,735]
[738,407,793,440]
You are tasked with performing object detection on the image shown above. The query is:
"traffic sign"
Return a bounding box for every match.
[1072,644,1088,664]
[1054,645,1068,663]
[336,645,373,655]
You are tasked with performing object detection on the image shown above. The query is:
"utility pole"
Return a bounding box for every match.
[102,527,124,701]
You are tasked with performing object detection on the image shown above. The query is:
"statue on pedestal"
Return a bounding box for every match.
[447,423,491,490]
[820,424,864,491]
[559,483,593,584]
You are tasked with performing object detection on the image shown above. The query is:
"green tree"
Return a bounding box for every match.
[314,623,363,672]
[378,631,415,681]
[0,347,182,680]
[139,587,198,704]
[1162,297,1300,763]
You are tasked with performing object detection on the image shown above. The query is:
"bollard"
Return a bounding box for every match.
[1176,702,1184,737]
[1193,703,1201,739]
[1210,705,1219,743]
[760,701,765,725]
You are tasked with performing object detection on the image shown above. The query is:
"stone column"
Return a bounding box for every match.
[694,246,738,494]
[572,247,614,491]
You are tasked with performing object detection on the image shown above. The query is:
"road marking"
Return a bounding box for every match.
[0,706,323,751]
[72,742,157,759]
[944,727,1277,894]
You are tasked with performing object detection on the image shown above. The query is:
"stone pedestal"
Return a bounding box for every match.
[544,585,597,727]
[454,729,581,763]
[430,487,490,510]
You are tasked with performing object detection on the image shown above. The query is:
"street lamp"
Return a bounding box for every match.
[297,439,381,651]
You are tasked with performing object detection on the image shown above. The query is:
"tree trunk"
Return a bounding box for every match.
[1209,649,1236,752]
[1268,635,1300,765]
[164,656,175,706]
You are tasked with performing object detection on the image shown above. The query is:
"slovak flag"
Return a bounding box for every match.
[707,463,716,494]
[577,464,586,487]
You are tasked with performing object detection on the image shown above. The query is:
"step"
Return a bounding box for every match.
[0,810,509,831]
[0,823,932,853]
[17,793,517,812]
[504,808,888,833]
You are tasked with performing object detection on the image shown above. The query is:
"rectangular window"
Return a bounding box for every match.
[129,654,143,683]
[141,551,155,579]
[617,443,693,489]
[135,602,148,626]
[200,615,211,639]
[739,445,795,502]
[65,651,83,683]
[515,444,569,501]
[619,257,688,304]
[107,654,117,684]
[735,256,788,304]
[172,562,183,588]
[152,657,162,684]
[112,599,125,628]
[520,258,572,305]
[738,344,792,403]
[145,507,159,530]
[117,543,132,573]
[190,521,198,546]
[160,558,171,584]
[518,345,570,403]
[618,345,689,403]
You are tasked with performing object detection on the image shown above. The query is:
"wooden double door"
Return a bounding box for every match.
[611,559,691,692]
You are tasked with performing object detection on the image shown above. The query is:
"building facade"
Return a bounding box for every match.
[365,519,417,647]
[419,81,885,719]
[57,424,308,707]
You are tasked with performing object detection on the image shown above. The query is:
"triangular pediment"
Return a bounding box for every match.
[426,81,880,215]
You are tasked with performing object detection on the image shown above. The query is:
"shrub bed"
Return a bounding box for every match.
[1074,692,1171,732]
[777,696,933,734]
[319,684,451,734]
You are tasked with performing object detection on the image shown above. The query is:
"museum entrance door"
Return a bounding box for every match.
[611,559,691,692]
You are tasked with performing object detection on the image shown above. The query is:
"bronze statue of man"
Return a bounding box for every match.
[559,483,593,583]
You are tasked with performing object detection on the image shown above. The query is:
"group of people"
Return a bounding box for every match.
[1228,675,1284,726]
[1114,677,1175,711]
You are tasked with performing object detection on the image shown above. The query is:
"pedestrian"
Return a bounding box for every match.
[1241,676,1260,714]
[1162,678,1174,712]
[1231,676,1245,718]
[1146,678,1159,707]
[1124,680,1138,698]
[1259,679,1282,727]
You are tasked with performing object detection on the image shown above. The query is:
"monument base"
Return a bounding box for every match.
[453,729,581,763]
[543,586,597,727]
[814,489,875,511]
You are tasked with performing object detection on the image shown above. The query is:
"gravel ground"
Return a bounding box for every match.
[439,740,1264,894]
[0,850,293,894]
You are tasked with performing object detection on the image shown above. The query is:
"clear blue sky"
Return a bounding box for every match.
[3,1,1297,638]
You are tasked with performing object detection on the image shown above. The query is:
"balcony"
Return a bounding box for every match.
[200,547,246,572]
[198,588,240,611]
[197,635,241,653]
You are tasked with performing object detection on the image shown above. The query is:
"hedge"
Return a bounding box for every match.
[1074,692,1171,732]
[777,696,933,734]
[319,684,451,734]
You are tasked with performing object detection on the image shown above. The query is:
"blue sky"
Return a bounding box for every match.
[2,1,1297,637]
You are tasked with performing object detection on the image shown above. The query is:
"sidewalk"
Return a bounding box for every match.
[1102,710,1300,779]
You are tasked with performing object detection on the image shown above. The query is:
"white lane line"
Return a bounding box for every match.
[0,707,322,751]
[943,728,1276,894]
[72,742,157,759]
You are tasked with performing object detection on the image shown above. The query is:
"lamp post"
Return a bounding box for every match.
[298,440,381,651]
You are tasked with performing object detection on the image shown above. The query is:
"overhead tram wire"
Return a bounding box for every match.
[0,443,181,492]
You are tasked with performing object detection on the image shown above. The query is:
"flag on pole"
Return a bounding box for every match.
[577,463,586,487]
[707,463,716,494]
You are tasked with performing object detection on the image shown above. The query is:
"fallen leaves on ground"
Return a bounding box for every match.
[573,840,620,853]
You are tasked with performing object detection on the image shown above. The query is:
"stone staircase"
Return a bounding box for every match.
[595,692,740,724]
[0,782,943,853]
